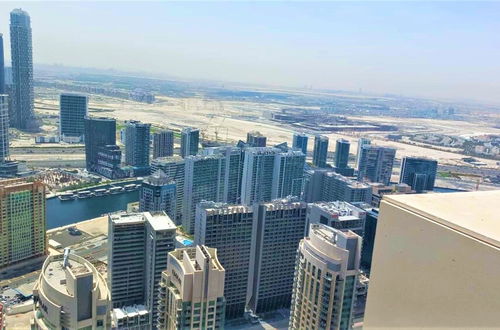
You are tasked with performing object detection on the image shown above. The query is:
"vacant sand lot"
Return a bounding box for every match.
[24,88,500,169]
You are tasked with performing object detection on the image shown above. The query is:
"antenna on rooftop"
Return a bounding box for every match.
[63,247,71,268]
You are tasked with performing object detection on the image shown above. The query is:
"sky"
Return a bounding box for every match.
[0,1,499,104]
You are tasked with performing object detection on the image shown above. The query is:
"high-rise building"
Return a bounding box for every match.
[182,154,227,234]
[199,146,244,205]
[289,224,361,330]
[271,149,305,200]
[247,199,308,314]
[241,147,305,205]
[124,120,151,172]
[108,212,176,327]
[292,132,308,155]
[241,147,277,205]
[0,95,9,162]
[364,191,500,329]
[307,201,366,236]
[246,131,267,147]
[180,127,199,158]
[10,9,36,130]
[335,139,350,169]
[304,169,372,204]
[157,245,226,330]
[195,202,254,319]
[313,135,329,168]
[357,145,396,185]
[0,302,4,330]
[152,130,174,159]
[33,252,111,329]
[151,156,185,223]
[351,202,379,272]
[59,93,88,143]
[356,138,371,170]
[139,170,176,221]
[0,178,46,268]
[84,117,116,173]
[399,156,438,192]
[0,33,5,94]
[95,144,124,179]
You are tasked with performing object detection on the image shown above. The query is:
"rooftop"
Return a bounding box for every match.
[109,212,145,225]
[385,190,500,248]
[113,305,149,319]
[199,201,252,214]
[43,256,91,296]
[311,201,364,218]
[325,171,371,189]
[144,212,176,231]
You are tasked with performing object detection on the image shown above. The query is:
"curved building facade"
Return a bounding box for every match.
[33,252,110,329]
[289,224,361,330]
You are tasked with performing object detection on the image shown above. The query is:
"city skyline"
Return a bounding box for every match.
[0,2,498,105]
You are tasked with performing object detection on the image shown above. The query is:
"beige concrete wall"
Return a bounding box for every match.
[364,198,500,329]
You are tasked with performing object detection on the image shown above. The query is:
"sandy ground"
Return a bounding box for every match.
[74,216,108,236]
[12,87,500,170]
[4,310,33,329]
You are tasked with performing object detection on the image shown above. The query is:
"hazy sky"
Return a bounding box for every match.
[1,1,499,104]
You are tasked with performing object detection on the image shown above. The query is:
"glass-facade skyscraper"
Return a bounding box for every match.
[124,120,151,169]
[292,132,308,155]
[399,156,438,192]
[84,117,116,172]
[10,9,36,130]
[335,139,350,169]
[59,93,88,143]
[180,127,199,158]
[313,135,329,168]
[357,145,396,185]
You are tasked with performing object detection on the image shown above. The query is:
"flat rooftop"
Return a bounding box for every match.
[109,212,145,225]
[44,258,91,296]
[385,190,500,248]
[144,212,176,231]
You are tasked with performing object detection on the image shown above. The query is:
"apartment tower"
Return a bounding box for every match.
[152,130,174,159]
[289,225,361,330]
[0,178,46,268]
[139,170,177,221]
[157,245,226,329]
[108,212,176,327]
[195,202,254,319]
[247,199,308,314]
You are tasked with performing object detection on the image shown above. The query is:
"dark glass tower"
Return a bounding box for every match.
[59,93,88,142]
[312,135,329,168]
[124,120,151,168]
[180,127,199,158]
[0,33,5,95]
[292,132,308,155]
[84,117,116,172]
[10,9,36,130]
[399,157,438,192]
[335,138,350,169]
